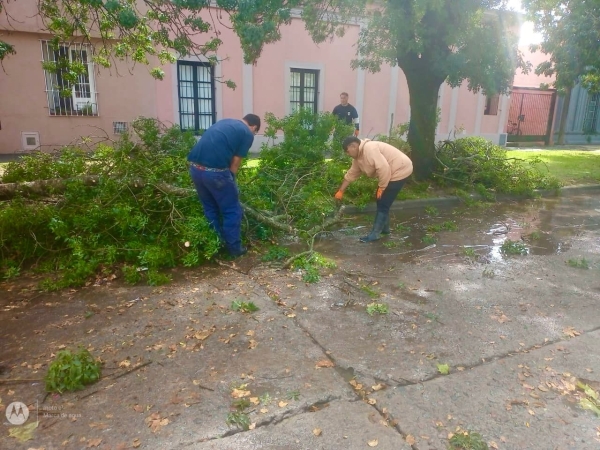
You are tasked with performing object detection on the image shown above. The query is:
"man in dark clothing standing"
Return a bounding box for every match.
[332,92,360,137]
[187,114,261,257]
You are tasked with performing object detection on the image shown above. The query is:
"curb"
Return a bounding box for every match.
[342,183,600,214]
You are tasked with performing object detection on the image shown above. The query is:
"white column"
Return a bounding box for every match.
[355,67,366,125]
[474,91,486,134]
[242,63,254,115]
[387,65,400,133]
[447,87,460,135]
[436,84,445,135]
[497,94,510,134]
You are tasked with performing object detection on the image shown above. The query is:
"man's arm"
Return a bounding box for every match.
[230,156,243,175]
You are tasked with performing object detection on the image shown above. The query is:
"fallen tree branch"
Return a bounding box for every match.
[0,178,347,239]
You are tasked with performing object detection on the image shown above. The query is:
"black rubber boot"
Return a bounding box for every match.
[381,214,390,235]
[359,212,387,243]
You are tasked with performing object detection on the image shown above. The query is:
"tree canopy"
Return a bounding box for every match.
[523,0,600,93]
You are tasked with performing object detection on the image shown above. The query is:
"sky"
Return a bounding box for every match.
[505,0,543,46]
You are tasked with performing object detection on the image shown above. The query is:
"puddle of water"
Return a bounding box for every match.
[301,192,600,264]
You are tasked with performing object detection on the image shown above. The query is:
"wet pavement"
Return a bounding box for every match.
[1,189,600,450]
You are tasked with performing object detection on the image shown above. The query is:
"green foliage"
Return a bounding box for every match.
[523,0,600,93]
[437,363,450,375]
[361,284,380,299]
[0,119,220,287]
[448,430,489,450]
[366,302,389,316]
[240,109,356,232]
[292,251,336,284]
[424,206,439,216]
[566,258,590,269]
[374,123,411,155]
[463,247,477,258]
[45,348,101,393]
[226,411,251,430]
[428,221,458,232]
[435,138,560,196]
[422,234,438,245]
[286,390,301,401]
[500,240,528,256]
[261,245,290,262]
[231,300,259,313]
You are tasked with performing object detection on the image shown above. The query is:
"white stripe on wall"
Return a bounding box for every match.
[447,87,460,135]
[387,66,399,133]
[242,63,254,116]
[497,94,509,134]
[474,91,485,134]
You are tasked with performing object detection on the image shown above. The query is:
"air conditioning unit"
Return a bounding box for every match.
[498,133,508,146]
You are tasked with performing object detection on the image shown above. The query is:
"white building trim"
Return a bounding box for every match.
[474,91,485,134]
[242,63,254,115]
[497,94,510,134]
[447,87,460,134]
[387,66,400,134]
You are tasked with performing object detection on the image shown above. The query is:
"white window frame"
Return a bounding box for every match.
[284,62,325,115]
[41,40,98,116]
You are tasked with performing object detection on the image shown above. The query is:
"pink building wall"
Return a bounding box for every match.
[0,3,528,154]
[0,31,158,154]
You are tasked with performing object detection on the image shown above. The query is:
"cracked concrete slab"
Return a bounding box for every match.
[373,330,600,450]
[193,400,412,450]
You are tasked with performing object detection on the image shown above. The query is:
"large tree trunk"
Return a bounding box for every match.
[404,67,445,180]
[557,86,572,145]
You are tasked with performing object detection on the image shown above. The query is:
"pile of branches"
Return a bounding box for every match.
[0,112,374,288]
[434,137,560,196]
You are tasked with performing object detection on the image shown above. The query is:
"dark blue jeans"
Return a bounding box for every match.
[377,178,407,214]
[190,166,243,254]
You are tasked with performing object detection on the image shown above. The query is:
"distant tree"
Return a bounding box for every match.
[523,0,600,143]
[346,1,525,179]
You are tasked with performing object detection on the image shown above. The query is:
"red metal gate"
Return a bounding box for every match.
[506,88,557,144]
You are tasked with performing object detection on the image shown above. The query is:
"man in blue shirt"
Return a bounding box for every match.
[187,114,261,257]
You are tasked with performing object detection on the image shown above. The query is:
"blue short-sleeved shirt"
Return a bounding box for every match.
[187,119,254,169]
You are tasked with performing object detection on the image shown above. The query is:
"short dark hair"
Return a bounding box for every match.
[243,114,261,133]
[340,92,349,97]
[342,136,360,150]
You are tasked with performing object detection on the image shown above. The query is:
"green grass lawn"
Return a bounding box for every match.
[509,149,600,185]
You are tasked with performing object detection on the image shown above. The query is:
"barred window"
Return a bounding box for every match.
[113,122,129,134]
[41,41,98,116]
[484,94,500,115]
[177,61,216,133]
[290,68,319,114]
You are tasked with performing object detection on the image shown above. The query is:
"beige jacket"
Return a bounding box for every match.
[344,139,413,188]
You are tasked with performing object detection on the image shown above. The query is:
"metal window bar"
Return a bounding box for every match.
[40,40,98,116]
[113,122,129,134]
[177,61,216,133]
[290,68,319,114]
[583,93,599,134]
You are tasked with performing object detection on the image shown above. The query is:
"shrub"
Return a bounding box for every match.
[45,348,101,393]
[435,137,560,196]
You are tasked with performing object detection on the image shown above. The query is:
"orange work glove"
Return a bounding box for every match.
[353,129,360,137]
[334,190,344,200]
[376,187,384,200]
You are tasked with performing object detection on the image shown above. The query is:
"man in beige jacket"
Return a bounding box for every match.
[334,136,413,242]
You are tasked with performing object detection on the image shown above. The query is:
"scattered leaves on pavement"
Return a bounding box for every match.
[367,438,378,447]
[8,421,38,442]
[313,428,322,436]
[315,359,334,369]
[437,363,450,375]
